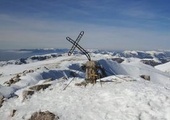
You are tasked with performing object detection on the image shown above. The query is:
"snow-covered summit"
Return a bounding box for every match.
[0,51,170,120]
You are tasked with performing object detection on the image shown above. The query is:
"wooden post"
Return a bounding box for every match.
[85,61,99,83]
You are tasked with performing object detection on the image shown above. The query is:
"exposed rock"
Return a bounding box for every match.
[22,90,35,102]
[0,94,4,107]
[14,74,21,78]
[10,109,17,117]
[29,84,51,91]
[75,81,87,87]
[28,69,34,73]
[43,78,53,83]
[141,60,160,67]
[19,58,27,64]
[22,69,34,76]
[30,56,51,61]
[4,75,21,86]
[4,69,36,86]
[22,83,52,101]
[29,111,59,120]
[44,66,49,70]
[140,75,150,81]
[112,58,124,63]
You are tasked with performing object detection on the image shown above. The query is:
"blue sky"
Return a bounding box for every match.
[0,0,170,50]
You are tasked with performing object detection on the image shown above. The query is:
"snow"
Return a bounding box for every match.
[121,60,170,87]
[124,50,138,56]
[0,51,170,120]
[1,79,170,120]
[155,62,170,73]
[98,59,128,75]
[0,85,15,98]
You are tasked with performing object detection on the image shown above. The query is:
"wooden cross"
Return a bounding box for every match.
[66,31,91,61]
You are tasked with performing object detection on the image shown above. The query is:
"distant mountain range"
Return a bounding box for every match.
[0,49,170,67]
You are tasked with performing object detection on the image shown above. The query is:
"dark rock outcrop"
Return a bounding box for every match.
[22,83,52,101]
[22,90,35,101]
[112,58,124,63]
[0,94,4,107]
[4,74,21,86]
[141,60,160,67]
[10,109,17,117]
[140,75,150,81]
[29,84,51,91]
[29,111,59,120]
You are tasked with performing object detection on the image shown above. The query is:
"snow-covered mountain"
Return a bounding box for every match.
[93,50,170,64]
[1,49,170,66]
[0,50,170,120]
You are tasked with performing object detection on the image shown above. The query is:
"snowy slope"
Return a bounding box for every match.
[0,52,170,120]
[1,79,170,120]
[98,58,170,87]
[155,62,170,73]
[121,60,170,87]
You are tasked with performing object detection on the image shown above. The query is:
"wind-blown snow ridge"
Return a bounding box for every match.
[155,62,170,73]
